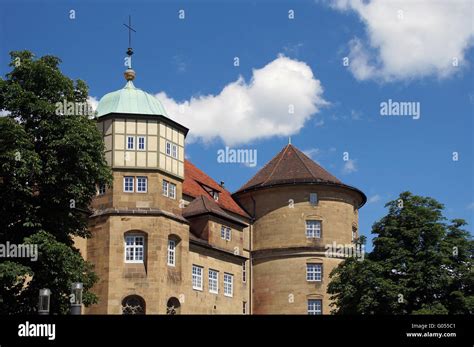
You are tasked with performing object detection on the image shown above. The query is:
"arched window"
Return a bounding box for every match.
[122,295,146,315]
[166,297,181,315]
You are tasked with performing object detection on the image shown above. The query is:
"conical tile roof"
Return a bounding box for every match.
[234,144,366,207]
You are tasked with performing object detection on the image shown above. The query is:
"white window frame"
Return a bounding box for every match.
[306,263,322,282]
[208,269,219,294]
[124,176,134,193]
[167,239,176,266]
[169,182,176,199]
[165,141,179,159]
[220,225,231,241]
[162,180,169,197]
[192,265,203,291]
[124,235,145,263]
[172,144,178,159]
[224,273,233,297]
[138,136,146,150]
[127,136,134,150]
[306,220,321,238]
[136,176,147,193]
[308,299,322,315]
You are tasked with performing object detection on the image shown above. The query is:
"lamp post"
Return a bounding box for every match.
[70,282,83,315]
[38,288,51,315]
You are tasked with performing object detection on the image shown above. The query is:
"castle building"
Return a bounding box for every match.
[76,66,366,315]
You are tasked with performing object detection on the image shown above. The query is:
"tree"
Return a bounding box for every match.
[328,191,473,314]
[0,51,112,314]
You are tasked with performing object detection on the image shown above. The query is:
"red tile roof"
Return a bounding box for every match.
[183,160,249,218]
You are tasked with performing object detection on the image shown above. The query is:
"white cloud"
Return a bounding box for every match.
[87,96,99,111]
[367,194,381,204]
[156,55,327,145]
[328,0,474,81]
[342,159,357,174]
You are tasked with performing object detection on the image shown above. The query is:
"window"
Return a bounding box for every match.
[243,301,247,314]
[124,176,134,192]
[209,269,219,294]
[308,299,322,315]
[166,141,179,159]
[127,136,134,150]
[136,177,147,193]
[220,225,231,241]
[352,227,357,242]
[98,184,106,195]
[167,240,176,266]
[192,265,203,290]
[166,297,181,315]
[172,144,178,159]
[306,264,322,282]
[224,273,233,297]
[162,180,176,199]
[138,136,146,150]
[213,191,219,201]
[124,235,144,263]
[310,193,318,206]
[169,182,176,199]
[306,220,321,238]
[242,261,246,283]
[122,295,145,315]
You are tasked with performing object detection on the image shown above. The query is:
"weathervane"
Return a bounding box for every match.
[123,15,136,57]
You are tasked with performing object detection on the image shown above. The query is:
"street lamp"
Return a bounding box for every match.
[38,288,51,315]
[70,282,83,315]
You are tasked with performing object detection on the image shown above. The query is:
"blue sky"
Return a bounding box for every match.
[1,0,473,250]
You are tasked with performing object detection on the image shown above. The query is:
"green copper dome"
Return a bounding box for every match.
[96,78,168,117]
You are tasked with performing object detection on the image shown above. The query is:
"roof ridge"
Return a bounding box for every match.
[261,144,291,186]
[200,195,211,213]
[291,145,316,180]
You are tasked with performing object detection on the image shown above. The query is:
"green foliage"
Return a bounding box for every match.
[328,192,473,314]
[0,51,112,314]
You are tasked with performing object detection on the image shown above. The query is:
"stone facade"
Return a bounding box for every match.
[75,76,365,315]
[233,181,364,314]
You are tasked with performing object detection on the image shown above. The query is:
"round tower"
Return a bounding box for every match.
[233,144,366,314]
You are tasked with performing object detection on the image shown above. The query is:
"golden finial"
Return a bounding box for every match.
[124,69,135,81]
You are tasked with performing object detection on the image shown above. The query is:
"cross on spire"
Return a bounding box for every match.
[123,15,136,57]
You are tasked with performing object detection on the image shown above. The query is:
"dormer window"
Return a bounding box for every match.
[310,193,318,206]
[200,184,220,202]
